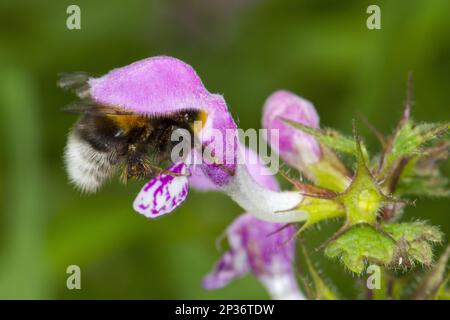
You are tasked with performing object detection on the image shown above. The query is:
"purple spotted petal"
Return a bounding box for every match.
[203,214,304,300]
[133,163,189,218]
[263,90,322,170]
[203,250,249,289]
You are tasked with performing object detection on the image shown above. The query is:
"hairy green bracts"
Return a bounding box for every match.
[282,78,449,294]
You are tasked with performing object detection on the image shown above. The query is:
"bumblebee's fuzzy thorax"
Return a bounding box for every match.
[58,64,210,194]
[106,114,149,134]
[63,104,201,192]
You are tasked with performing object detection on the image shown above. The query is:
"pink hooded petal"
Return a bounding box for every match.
[196,95,238,186]
[263,90,321,169]
[133,162,189,218]
[90,57,303,221]
[90,56,239,189]
[89,56,208,115]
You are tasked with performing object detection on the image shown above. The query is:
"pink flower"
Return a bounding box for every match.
[191,147,304,300]
[89,56,237,187]
[82,56,305,222]
[263,90,322,172]
[203,214,304,300]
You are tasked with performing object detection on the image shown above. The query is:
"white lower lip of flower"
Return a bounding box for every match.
[222,163,307,223]
[258,259,305,300]
[259,274,305,300]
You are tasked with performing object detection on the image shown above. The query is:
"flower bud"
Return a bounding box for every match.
[263,90,322,173]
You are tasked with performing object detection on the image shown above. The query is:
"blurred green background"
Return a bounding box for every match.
[0,0,449,299]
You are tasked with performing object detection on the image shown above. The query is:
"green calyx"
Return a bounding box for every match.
[322,140,442,274]
[337,139,388,226]
[297,138,391,230]
[308,159,350,193]
[298,197,345,232]
[284,95,448,285]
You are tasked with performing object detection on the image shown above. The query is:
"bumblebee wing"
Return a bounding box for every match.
[63,101,135,116]
[57,72,92,99]
[58,72,134,115]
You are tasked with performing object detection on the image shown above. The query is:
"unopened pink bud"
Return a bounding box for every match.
[262,90,322,171]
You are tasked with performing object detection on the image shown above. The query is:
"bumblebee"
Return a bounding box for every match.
[58,72,200,193]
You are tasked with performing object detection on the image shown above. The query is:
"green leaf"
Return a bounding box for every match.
[397,174,449,197]
[391,122,448,157]
[325,222,443,275]
[282,119,368,157]
[383,121,449,178]
[396,144,450,198]
[384,221,443,244]
[325,226,395,274]
[385,222,442,267]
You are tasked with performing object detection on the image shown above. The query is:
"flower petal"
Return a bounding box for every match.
[133,163,189,218]
[89,56,210,116]
[242,146,279,192]
[190,146,279,192]
[263,90,322,169]
[203,214,304,299]
[203,250,250,289]
[222,157,306,223]
[228,214,304,299]
[196,94,238,186]
[259,271,305,300]
[96,57,303,222]
[190,144,306,223]
[188,164,219,191]
[91,56,240,188]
